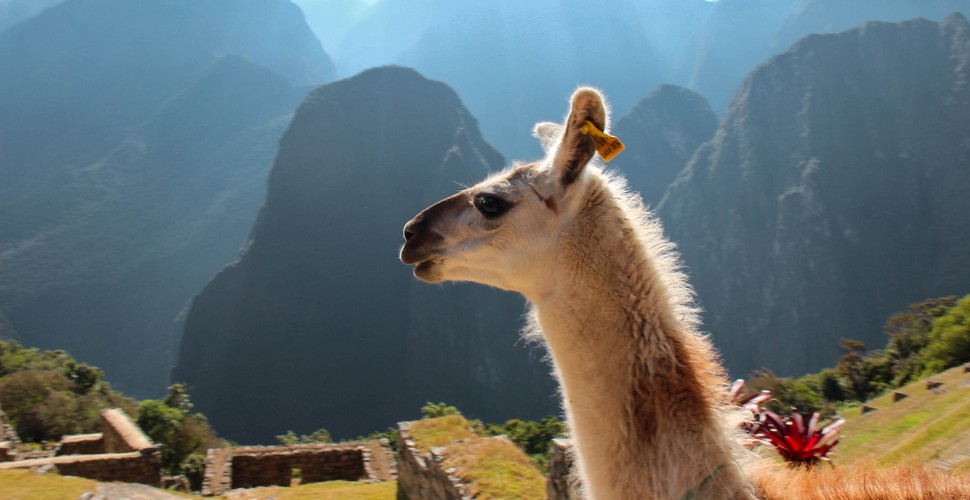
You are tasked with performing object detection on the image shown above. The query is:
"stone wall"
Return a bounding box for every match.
[56,433,105,456]
[0,451,161,485]
[231,448,368,489]
[55,451,161,484]
[547,438,580,500]
[395,421,467,500]
[0,409,161,486]
[0,405,19,446]
[202,441,393,496]
[101,408,156,453]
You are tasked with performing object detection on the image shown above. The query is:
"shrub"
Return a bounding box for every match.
[136,384,226,482]
[0,339,134,443]
[420,402,461,419]
[922,295,970,373]
[276,427,332,446]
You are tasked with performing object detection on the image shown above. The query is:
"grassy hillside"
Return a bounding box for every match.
[835,364,970,471]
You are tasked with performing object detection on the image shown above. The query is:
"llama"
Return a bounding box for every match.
[399,88,970,499]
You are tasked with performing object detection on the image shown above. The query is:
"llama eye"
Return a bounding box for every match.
[474,194,509,218]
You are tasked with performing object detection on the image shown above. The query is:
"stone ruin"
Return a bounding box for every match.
[1,404,592,497]
[395,418,547,500]
[396,420,469,499]
[201,439,395,496]
[547,438,580,500]
[0,408,161,485]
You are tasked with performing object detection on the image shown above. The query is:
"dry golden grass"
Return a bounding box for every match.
[441,436,546,500]
[220,480,395,499]
[0,469,97,500]
[406,415,544,499]
[755,462,970,499]
[406,415,477,454]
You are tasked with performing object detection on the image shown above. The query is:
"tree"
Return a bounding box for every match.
[420,402,461,419]
[136,384,225,487]
[922,295,970,373]
[136,399,185,470]
[836,339,877,401]
[162,383,193,413]
[276,428,332,446]
[485,415,567,471]
[818,370,846,403]
[65,362,102,395]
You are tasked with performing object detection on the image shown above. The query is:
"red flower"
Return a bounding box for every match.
[756,409,845,466]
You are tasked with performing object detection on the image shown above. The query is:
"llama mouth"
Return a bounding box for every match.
[414,258,442,272]
[400,236,445,265]
[412,258,445,283]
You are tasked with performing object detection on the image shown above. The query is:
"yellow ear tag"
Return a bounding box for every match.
[579,120,624,162]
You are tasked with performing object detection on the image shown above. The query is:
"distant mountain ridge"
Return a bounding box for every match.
[611,84,718,207]
[0,0,333,396]
[0,0,61,34]
[297,0,970,160]
[677,0,970,111]
[173,66,558,443]
[660,13,970,376]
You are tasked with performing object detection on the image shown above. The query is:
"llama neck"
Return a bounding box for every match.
[530,181,755,499]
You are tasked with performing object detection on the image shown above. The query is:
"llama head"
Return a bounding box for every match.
[400,87,612,298]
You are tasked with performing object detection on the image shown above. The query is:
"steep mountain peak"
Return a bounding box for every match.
[174,66,555,443]
[661,14,970,377]
[611,84,717,206]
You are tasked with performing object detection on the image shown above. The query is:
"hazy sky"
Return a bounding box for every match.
[290,0,378,53]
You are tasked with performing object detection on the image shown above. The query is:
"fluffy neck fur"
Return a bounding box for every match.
[528,169,757,499]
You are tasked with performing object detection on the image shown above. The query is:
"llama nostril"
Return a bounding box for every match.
[404,213,429,241]
[404,218,421,241]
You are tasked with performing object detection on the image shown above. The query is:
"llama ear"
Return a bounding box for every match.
[533,122,563,153]
[551,87,609,186]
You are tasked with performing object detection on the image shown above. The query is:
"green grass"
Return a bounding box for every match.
[407,415,478,454]
[221,480,395,499]
[0,469,394,500]
[441,437,546,499]
[0,469,98,500]
[407,416,545,499]
[834,364,970,469]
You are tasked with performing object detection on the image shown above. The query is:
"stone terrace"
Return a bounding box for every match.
[0,408,161,485]
[201,439,395,496]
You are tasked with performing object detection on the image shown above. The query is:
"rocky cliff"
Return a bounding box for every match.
[173,67,558,443]
[682,0,970,111]
[611,84,717,206]
[660,14,970,376]
[0,0,332,396]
